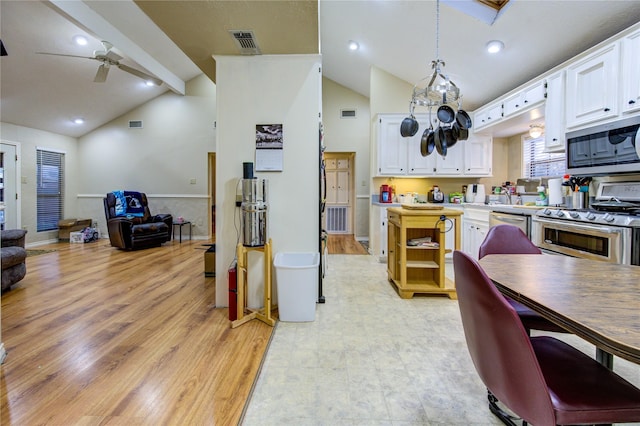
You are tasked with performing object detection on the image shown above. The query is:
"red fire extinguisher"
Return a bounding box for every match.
[228,260,238,321]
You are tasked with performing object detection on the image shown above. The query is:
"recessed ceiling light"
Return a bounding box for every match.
[486,40,505,54]
[348,40,359,51]
[73,35,88,46]
[73,118,84,125]
[145,80,156,87]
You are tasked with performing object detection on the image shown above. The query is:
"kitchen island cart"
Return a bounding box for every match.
[387,206,463,299]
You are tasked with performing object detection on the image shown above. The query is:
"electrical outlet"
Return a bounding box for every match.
[189,178,196,184]
[21,176,27,184]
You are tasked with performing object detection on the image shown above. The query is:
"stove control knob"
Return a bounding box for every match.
[569,211,580,218]
[603,213,615,223]
[586,213,597,221]
[555,210,565,217]
[542,208,552,215]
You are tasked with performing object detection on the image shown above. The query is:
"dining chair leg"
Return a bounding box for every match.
[487,389,524,426]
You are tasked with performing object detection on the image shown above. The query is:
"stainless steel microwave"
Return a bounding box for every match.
[566,116,640,176]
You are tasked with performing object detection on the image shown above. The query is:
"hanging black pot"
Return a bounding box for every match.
[444,126,458,148]
[400,116,419,137]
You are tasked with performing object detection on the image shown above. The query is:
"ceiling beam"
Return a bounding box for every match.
[48,0,186,94]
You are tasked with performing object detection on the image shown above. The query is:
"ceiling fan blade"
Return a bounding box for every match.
[36,51,94,60]
[117,63,163,86]
[94,64,109,83]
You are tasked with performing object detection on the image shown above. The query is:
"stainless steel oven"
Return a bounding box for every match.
[531,216,631,264]
[532,181,640,265]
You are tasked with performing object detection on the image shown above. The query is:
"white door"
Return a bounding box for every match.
[1,143,19,230]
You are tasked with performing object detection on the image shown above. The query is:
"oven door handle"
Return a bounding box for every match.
[534,218,624,235]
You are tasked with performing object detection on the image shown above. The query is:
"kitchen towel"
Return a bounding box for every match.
[548,178,563,206]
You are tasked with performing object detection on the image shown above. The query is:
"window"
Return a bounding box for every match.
[522,135,565,178]
[37,148,65,232]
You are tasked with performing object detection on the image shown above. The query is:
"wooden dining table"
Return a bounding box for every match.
[478,254,640,368]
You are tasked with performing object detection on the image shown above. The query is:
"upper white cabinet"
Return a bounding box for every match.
[503,80,546,118]
[474,102,503,131]
[622,29,640,114]
[566,43,620,128]
[464,133,493,176]
[377,114,409,175]
[376,114,491,177]
[543,71,566,152]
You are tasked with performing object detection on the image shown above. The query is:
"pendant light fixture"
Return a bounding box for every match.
[400,0,471,159]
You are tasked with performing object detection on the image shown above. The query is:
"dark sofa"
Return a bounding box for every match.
[1,229,28,291]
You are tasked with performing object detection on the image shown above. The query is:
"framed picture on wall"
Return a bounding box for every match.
[255,124,283,171]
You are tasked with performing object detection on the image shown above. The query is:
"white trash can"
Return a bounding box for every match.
[274,252,320,322]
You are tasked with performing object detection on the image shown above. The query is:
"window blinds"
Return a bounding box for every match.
[36,149,65,232]
[522,136,566,178]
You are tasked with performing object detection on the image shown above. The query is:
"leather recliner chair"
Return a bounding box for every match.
[103,191,173,250]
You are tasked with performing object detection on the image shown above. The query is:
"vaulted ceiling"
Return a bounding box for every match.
[2,1,640,138]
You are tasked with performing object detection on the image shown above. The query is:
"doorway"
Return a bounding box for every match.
[323,152,362,254]
[323,152,355,234]
[0,142,20,230]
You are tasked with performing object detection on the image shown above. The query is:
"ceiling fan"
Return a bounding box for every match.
[37,41,163,86]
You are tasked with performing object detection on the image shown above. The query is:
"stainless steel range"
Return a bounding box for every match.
[531,181,640,265]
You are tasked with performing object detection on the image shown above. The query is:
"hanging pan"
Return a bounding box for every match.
[455,98,472,130]
[437,105,455,124]
[445,125,458,148]
[421,124,435,157]
[435,126,448,157]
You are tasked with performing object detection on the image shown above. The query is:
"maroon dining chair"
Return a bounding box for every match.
[478,224,567,335]
[453,250,640,426]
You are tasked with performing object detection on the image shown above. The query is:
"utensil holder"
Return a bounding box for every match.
[572,191,588,209]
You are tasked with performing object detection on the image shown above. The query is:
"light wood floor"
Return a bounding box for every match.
[326,234,367,255]
[1,239,272,425]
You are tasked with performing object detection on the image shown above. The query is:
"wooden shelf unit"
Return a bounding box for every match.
[387,207,462,299]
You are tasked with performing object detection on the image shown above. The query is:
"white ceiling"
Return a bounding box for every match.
[2,1,640,139]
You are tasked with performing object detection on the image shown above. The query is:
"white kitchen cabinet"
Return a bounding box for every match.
[377,115,409,175]
[462,207,490,260]
[503,80,546,118]
[463,133,493,176]
[407,132,438,175]
[443,206,463,259]
[622,29,640,114]
[566,42,620,128]
[378,114,466,176]
[474,102,503,131]
[543,71,566,152]
[369,204,389,262]
[434,142,464,175]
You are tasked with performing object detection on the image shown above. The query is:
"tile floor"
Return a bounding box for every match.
[242,254,640,425]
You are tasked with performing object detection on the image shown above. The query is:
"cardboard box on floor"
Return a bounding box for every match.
[58,219,92,241]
